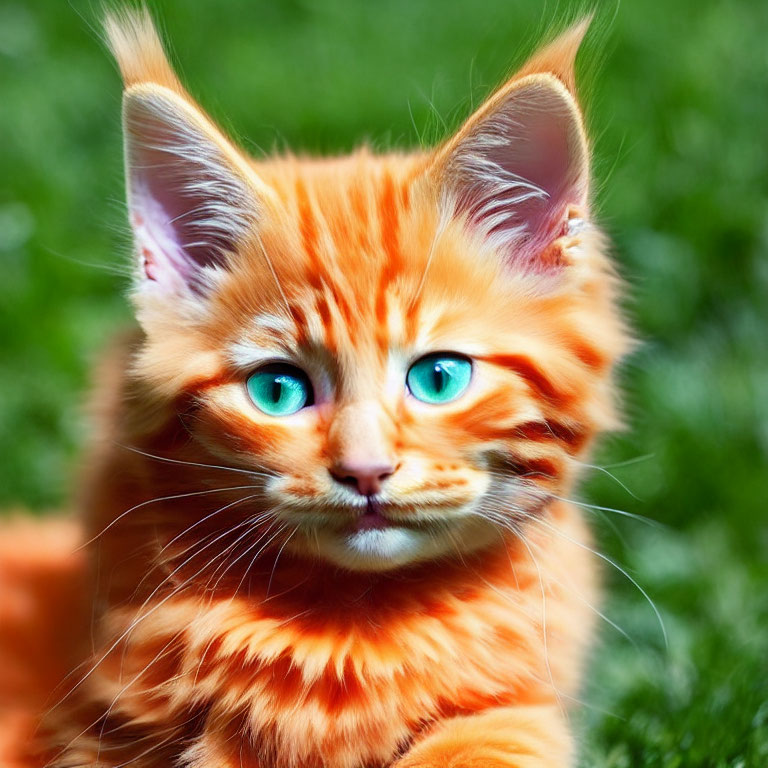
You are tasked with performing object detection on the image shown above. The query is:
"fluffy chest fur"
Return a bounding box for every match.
[60,503,593,768]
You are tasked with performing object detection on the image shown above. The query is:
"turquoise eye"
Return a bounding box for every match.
[246,364,313,416]
[407,354,472,405]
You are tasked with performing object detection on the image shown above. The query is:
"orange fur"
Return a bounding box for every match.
[0,518,88,767]
[2,11,631,768]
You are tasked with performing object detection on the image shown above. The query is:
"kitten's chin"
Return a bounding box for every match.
[293,516,499,572]
[315,527,438,571]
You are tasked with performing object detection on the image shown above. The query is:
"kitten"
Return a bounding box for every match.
[2,8,629,768]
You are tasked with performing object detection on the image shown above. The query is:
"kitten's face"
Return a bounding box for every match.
[111,16,625,572]
[197,171,525,570]
[135,157,620,572]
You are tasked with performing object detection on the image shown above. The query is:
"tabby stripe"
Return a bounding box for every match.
[483,354,574,408]
[315,294,336,351]
[324,201,359,335]
[296,178,323,290]
[296,178,352,347]
[566,337,607,371]
[508,456,561,481]
[400,177,411,210]
[289,302,308,346]
[182,372,233,394]
[379,171,401,266]
[208,410,285,452]
[403,298,421,345]
[515,420,587,453]
[348,179,371,252]
[375,172,402,352]
[334,289,356,337]
[447,393,517,439]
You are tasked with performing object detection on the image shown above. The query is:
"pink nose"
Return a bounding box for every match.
[329,461,396,496]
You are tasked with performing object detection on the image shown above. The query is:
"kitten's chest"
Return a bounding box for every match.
[184,585,542,768]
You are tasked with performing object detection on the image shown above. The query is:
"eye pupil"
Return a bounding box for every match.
[432,364,446,392]
[271,379,283,403]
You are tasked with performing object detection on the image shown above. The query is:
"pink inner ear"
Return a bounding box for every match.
[123,88,260,296]
[127,130,239,294]
[448,82,587,269]
[131,181,196,293]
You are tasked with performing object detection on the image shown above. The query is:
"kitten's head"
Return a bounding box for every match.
[106,12,627,572]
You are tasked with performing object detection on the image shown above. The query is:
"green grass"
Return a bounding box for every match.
[1,1,766,764]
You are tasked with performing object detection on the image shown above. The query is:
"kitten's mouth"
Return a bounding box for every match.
[278,498,470,533]
[347,498,462,533]
[286,497,493,571]
[353,499,392,532]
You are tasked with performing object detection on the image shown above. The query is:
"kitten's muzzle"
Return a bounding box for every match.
[328,460,400,497]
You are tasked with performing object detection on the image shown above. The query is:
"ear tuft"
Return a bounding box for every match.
[431,20,592,271]
[104,7,185,95]
[122,85,262,295]
[105,9,273,297]
[513,17,592,95]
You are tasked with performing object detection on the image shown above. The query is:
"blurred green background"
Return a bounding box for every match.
[1,0,766,764]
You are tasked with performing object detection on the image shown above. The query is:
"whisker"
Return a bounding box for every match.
[545,493,664,529]
[571,459,642,500]
[117,511,270,694]
[597,453,656,470]
[159,499,270,561]
[110,728,183,768]
[96,632,181,763]
[115,442,275,479]
[522,532,637,647]
[410,203,451,308]
[252,227,293,317]
[46,497,261,717]
[266,525,299,599]
[527,514,668,650]
[228,520,289,600]
[465,502,566,716]
[80,485,263,549]
[481,469,660,529]
[445,521,577,715]
[118,495,268,607]
[204,514,280,595]
[517,530,569,721]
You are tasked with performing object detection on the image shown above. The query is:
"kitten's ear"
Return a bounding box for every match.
[431,20,591,269]
[105,10,272,295]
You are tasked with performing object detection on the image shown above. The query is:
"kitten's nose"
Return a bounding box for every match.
[329,461,396,497]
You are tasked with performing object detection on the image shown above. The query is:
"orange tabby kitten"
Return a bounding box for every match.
[0,9,629,768]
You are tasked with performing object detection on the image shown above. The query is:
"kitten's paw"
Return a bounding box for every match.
[393,748,521,768]
[395,761,507,768]
[392,705,571,768]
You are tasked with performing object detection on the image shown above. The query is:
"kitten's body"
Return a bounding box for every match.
[0,12,629,768]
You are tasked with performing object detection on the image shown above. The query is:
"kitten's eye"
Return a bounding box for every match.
[407,354,472,405]
[246,364,313,416]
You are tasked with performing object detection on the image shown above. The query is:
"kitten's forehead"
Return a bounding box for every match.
[217,150,569,389]
[224,155,470,352]
[226,299,473,386]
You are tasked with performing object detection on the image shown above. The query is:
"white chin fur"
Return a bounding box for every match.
[343,528,425,566]
[301,516,500,572]
[306,526,448,571]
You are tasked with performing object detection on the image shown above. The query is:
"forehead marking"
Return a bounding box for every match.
[375,172,403,355]
[379,171,401,267]
[296,177,322,290]
[348,179,371,253]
